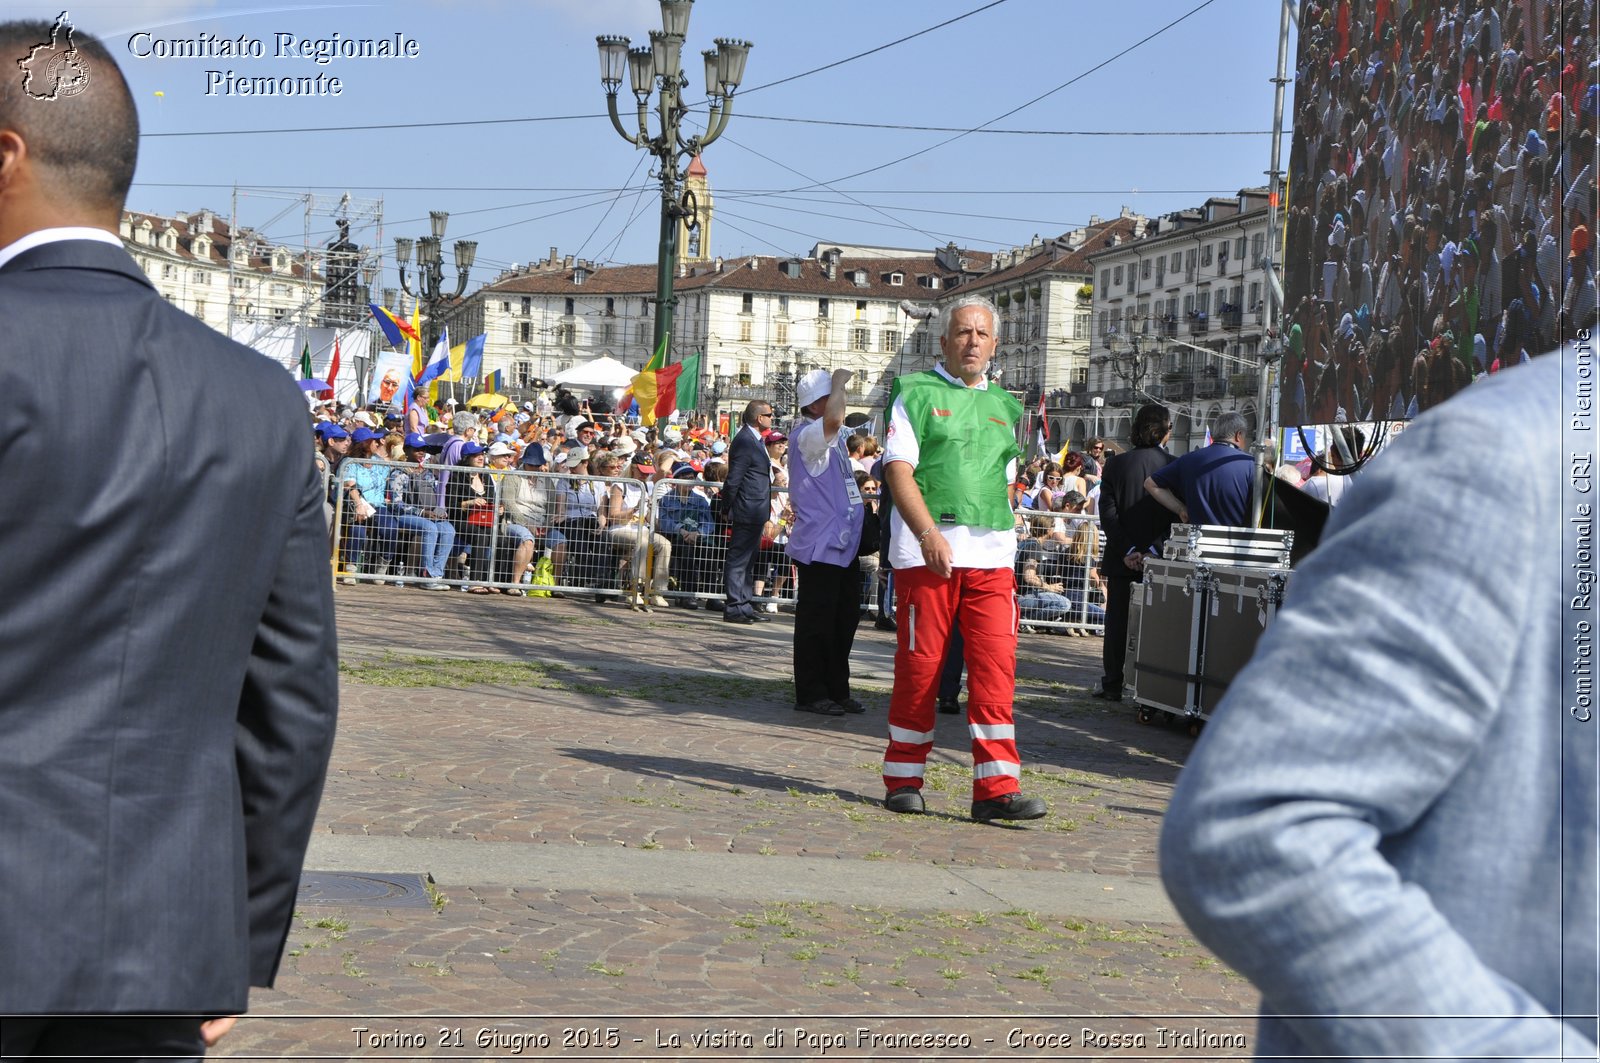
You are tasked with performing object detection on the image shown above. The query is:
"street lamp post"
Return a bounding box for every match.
[597,1,751,364]
[394,210,477,398]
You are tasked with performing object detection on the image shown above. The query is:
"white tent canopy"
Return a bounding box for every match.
[550,355,637,389]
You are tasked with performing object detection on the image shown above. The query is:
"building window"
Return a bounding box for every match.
[882,329,900,353]
[555,323,575,345]
[193,300,206,321]
[1248,281,1261,307]
[738,362,751,386]
[777,294,789,318]
[913,332,928,356]
[564,297,575,315]
[1074,312,1089,339]
[233,277,246,289]
[889,271,904,285]
[1142,260,1152,279]
[775,321,788,345]
[818,298,830,318]
[855,299,867,318]
[602,322,615,344]
[192,270,208,285]
[271,283,290,297]
[1100,269,1111,290]
[636,322,648,344]
[521,297,531,314]
[604,297,615,316]
[1201,244,1213,266]
[162,264,176,279]
[514,361,533,387]
[1113,265,1123,286]
[1198,290,1211,313]
[739,319,752,343]
[518,322,532,344]
[1235,236,1247,258]
[741,292,753,314]
[851,327,869,351]
[816,320,830,347]
[1251,232,1266,260]
[1169,252,1182,271]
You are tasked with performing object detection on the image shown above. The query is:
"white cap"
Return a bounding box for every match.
[797,368,833,408]
[486,442,515,457]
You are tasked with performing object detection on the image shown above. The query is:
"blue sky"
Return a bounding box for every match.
[15,0,1295,284]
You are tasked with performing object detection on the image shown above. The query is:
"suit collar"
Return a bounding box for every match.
[0,236,153,289]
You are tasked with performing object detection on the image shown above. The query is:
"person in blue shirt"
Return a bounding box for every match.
[1143,411,1254,527]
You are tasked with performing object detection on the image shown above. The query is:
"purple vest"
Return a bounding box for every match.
[785,421,864,566]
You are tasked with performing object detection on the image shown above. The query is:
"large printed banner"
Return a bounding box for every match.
[1280,0,1594,428]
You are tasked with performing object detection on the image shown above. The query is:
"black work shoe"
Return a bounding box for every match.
[723,613,756,624]
[835,697,865,714]
[936,698,962,714]
[874,616,898,631]
[1089,683,1123,702]
[971,792,1048,823]
[795,699,846,716]
[884,787,925,814]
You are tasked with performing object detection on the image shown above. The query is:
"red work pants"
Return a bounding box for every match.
[882,565,1020,801]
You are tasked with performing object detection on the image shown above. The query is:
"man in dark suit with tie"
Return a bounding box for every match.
[0,19,338,1058]
[1093,403,1175,701]
[721,398,774,623]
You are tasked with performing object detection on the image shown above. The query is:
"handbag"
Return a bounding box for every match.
[466,506,494,527]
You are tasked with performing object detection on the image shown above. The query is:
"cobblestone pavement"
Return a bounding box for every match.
[218,585,1258,1060]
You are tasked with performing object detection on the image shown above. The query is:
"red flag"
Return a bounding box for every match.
[1036,391,1048,442]
[320,335,341,400]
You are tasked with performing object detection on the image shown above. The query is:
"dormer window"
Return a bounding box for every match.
[572,266,588,285]
[887,271,904,286]
[851,269,868,286]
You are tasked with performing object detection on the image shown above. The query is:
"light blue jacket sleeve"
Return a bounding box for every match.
[1160,354,1596,1059]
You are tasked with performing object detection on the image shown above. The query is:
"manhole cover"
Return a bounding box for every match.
[297,871,434,908]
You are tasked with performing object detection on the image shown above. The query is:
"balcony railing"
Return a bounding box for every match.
[1193,378,1226,400]
[1228,372,1259,397]
[1188,315,1211,335]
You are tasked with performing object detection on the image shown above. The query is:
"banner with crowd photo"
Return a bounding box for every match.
[1279,0,1594,430]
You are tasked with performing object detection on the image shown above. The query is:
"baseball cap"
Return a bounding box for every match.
[403,432,442,452]
[564,445,590,468]
[459,441,487,458]
[671,461,697,479]
[762,429,787,445]
[711,440,727,455]
[629,451,655,474]
[350,426,384,444]
[316,422,350,441]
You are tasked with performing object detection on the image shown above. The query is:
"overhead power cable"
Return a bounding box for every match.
[780,0,1222,191]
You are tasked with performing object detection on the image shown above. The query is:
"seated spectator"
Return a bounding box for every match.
[445,441,494,592]
[1017,554,1106,632]
[605,451,672,608]
[498,442,568,596]
[384,433,454,590]
[657,461,716,605]
[338,426,398,584]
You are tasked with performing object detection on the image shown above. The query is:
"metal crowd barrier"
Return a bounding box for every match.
[328,458,1104,634]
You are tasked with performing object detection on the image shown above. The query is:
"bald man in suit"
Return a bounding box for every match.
[0,19,337,1059]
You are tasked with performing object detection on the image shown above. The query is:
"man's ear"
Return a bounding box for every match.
[0,128,27,190]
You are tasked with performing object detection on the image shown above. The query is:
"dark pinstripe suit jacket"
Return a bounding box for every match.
[0,238,338,1013]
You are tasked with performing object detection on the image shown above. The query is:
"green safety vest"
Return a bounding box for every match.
[888,370,1021,531]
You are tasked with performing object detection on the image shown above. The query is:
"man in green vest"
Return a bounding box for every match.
[878,296,1048,823]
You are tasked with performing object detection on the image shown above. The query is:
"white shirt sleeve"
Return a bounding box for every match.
[882,397,920,469]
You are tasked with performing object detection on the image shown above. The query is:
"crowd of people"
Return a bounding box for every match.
[1283,0,1596,424]
[305,392,1111,630]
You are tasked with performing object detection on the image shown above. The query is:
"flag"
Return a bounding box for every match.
[485,369,503,393]
[630,352,701,426]
[369,304,415,348]
[298,342,313,379]
[408,303,425,382]
[457,333,486,384]
[416,326,451,388]
[320,334,339,400]
[620,334,670,411]
[1036,392,1048,443]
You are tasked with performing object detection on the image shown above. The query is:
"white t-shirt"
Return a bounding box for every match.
[882,364,1018,571]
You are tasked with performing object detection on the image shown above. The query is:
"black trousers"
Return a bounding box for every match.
[724,520,762,616]
[793,558,863,705]
[1101,569,1137,692]
[2,1016,206,1062]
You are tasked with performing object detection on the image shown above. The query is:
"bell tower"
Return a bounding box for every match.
[678,154,713,264]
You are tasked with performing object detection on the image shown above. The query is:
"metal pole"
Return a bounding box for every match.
[1251,0,1293,528]
[652,172,679,361]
